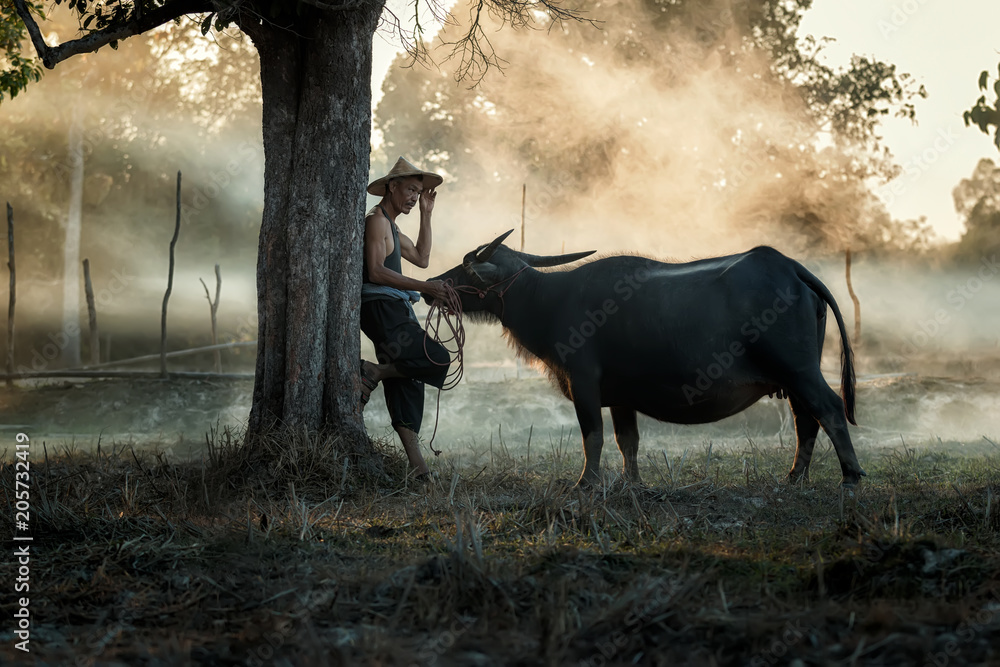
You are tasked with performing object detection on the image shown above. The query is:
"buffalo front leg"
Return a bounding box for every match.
[571,376,604,487]
[610,406,641,483]
[787,396,820,483]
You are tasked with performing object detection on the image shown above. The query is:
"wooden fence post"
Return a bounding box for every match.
[160,171,181,378]
[199,264,222,373]
[83,258,99,365]
[845,247,861,346]
[6,203,15,388]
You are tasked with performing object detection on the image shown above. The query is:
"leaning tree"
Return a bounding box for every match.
[1,0,585,447]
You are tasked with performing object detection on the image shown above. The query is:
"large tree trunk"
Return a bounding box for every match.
[61,106,84,368]
[238,5,383,446]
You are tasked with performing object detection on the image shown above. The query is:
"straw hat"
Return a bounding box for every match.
[367,156,443,196]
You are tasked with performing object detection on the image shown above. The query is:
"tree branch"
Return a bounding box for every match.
[296,0,367,10]
[12,0,213,69]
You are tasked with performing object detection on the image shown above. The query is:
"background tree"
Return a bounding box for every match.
[952,157,1000,260]
[1,0,585,457]
[376,0,927,258]
[1,9,263,365]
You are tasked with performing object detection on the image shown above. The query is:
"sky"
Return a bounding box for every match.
[369,0,1000,242]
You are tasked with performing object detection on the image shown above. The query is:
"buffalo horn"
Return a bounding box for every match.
[517,250,596,267]
[475,229,515,262]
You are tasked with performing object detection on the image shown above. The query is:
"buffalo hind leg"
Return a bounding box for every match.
[789,380,866,487]
[571,375,604,488]
[610,406,641,483]
[787,396,820,483]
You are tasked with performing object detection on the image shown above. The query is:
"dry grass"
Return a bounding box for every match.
[2,431,1000,666]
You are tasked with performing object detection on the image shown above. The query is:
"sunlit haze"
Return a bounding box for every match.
[373,0,1000,242]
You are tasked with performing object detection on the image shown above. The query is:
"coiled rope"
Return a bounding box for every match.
[422,280,465,455]
[421,267,529,454]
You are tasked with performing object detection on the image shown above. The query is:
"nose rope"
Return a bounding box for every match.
[421,267,529,455]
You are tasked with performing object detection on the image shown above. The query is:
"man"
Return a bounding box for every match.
[360,157,451,480]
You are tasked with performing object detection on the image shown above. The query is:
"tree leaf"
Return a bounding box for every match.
[109,39,118,50]
[994,79,1000,100]
[964,110,972,127]
[980,70,989,91]
[201,13,214,36]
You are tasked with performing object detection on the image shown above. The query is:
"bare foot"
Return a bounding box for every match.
[360,360,380,408]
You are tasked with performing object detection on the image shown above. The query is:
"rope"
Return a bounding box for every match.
[421,267,529,455]
[422,279,465,455]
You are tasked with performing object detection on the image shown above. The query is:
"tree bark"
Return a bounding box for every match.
[240,5,382,445]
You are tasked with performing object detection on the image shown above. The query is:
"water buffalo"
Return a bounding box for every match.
[424,230,866,488]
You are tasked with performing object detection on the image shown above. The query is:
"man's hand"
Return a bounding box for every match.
[422,279,450,303]
[419,188,436,216]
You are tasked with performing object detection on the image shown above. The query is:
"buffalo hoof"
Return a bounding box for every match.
[840,469,866,489]
[574,469,602,489]
[785,470,809,485]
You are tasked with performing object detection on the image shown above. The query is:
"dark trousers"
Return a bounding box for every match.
[360,299,450,433]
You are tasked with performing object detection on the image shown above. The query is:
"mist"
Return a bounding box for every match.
[366,0,999,453]
[0,8,264,361]
[0,0,996,457]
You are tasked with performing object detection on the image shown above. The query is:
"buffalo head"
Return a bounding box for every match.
[422,229,595,318]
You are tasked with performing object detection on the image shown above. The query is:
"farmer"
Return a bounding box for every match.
[360,156,451,480]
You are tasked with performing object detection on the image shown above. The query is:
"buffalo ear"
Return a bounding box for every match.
[475,229,515,262]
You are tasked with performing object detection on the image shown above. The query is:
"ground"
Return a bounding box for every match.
[0,367,999,665]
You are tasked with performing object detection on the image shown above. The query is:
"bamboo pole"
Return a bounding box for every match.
[6,203,15,388]
[520,183,526,252]
[845,247,861,346]
[199,263,221,373]
[517,185,526,380]
[160,171,181,378]
[83,258,99,365]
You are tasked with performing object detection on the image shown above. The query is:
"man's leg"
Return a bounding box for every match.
[382,375,431,477]
[362,359,407,384]
[394,425,430,477]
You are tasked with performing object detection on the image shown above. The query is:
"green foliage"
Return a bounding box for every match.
[0,1,44,101]
[964,62,1000,150]
[58,0,140,33]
